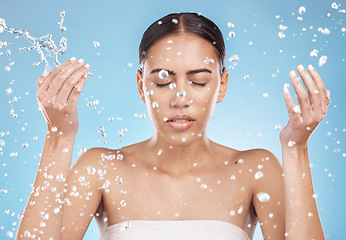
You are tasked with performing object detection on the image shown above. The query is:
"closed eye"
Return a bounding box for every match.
[192,82,207,87]
[155,83,170,87]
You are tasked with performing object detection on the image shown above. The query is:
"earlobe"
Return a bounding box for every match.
[217,70,229,103]
[136,70,146,103]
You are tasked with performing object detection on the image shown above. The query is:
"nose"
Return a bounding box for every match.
[170,87,192,108]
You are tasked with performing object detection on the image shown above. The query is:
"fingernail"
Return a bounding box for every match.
[326,90,330,98]
[307,64,314,71]
[78,58,84,63]
[298,64,304,70]
[283,86,289,94]
[289,70,297,77]
[70,57,76,61]
[85,63,90,68]
[43,71,51,77]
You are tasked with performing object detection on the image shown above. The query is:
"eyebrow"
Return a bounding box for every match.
[149,68,212,75]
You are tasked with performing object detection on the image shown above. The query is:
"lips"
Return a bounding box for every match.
[166,114,195,131]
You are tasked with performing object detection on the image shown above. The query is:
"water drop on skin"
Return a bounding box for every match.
[254,171,264,179]
[152,101,159,109]
[159,69,169,79]
[204,57,214,64]
[288,140,296,147]
[176,91,186,97]
[256,192,271,202]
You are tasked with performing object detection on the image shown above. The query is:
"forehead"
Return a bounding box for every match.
[143,33,219,73]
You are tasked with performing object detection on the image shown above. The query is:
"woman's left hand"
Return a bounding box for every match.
[279,64,331,147]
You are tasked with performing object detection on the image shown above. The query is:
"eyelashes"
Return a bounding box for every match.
[155,82,207,87]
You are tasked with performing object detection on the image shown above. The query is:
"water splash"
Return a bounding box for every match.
[0,18,67,74]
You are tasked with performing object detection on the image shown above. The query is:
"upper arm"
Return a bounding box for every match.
[251,149,285,239]
[61,148,104,240]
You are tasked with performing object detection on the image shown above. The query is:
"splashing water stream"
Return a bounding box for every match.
[0,15,92,76]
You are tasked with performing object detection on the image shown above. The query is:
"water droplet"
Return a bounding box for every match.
[228,31,236,38]
[56,173,65,182]
[6,231,13,238]
[274,124,281,130]
[5,88,13,94]
[279,24,288,31]
[86,166,96,175]
[40,211,49,220]
[331,2,339,9]
[293,105,301,113]
[237,206,243,214]
[310,49,319,58]
[24,231,31,237]
[158,149,163,155]
[120,200,126,206]
[5,66,11,71]
[78,175,86,183]
[176,90,186,97]
[263,93,268,98]
[152,101,159,108]
[98,126,104,133]
[115,176,123,184]
[254,171,263,179]
[93,41,100,47]
[181,137,186,142]
[159,69,169,79]
[169,82,176,89]
[288,140,296,147]
[230,210,236,216]
[298,6,306,15]
[22,143,29,148]
[256,192,271,202]
[278,32,286,38]
[269,213,274,218]
[54,207,60,214]
[62,148,68,153]
[117,154,123,160]
[201,183,208,189]
[227,22,234,28]
[318,55,328,67]
[172,19,178,24]
[230,175,236,180]
[308,212,313,217]
[204,57,214,64]
[51,126,58,132]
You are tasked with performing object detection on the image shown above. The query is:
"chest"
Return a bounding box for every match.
[98,163,256,232]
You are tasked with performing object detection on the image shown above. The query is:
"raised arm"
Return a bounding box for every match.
[280,64,331,239]
[16,58,90,239]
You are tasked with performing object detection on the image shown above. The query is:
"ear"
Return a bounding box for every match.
[136,70,146,103]
[217,70,229,103]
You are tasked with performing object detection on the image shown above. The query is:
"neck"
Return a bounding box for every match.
[143,130,215,177]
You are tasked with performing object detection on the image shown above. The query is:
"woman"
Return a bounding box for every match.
[17,13,330,240]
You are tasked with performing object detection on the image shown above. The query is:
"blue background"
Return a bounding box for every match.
[1,0,345,239]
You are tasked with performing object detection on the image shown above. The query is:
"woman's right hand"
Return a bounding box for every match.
[36,57,90,136]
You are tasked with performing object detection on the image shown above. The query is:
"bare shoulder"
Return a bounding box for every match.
[236,148,285,238]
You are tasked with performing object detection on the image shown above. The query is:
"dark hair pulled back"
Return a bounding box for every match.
[139,12,226,75]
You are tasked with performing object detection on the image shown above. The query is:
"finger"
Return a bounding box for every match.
[44,57,76,87]
[282,84,299,118]
[67,74,88,106]
[307,64,328,115]
[297,64,322,113]
[55,63,91,105]
[45,58,85,98]
[36,71,52,100]
[289,70,311,119]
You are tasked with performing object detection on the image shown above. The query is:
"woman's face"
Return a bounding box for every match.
[137,33,228,145]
